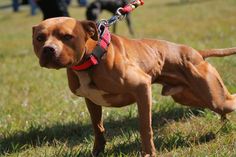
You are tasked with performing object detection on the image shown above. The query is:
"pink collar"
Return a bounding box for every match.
[71,55,98,71]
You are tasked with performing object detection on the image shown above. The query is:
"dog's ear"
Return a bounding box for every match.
[32,25,39,37]
[32,25,36,35]
[81,20,98,41]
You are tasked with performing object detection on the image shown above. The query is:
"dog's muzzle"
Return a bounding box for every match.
[40,46,60,68]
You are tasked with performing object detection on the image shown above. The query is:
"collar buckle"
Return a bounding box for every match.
[88,55,98,65]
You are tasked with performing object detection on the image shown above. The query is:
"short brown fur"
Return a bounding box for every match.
[32,17,236,157]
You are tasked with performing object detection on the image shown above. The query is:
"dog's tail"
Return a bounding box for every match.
[199,47,236,59]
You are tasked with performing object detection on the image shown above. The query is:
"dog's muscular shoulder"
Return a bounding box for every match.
[67,68,110,106]
[66,68,135,107]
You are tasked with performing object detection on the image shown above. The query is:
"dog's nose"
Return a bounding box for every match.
[43,46,56,57]
[40,46,58,67]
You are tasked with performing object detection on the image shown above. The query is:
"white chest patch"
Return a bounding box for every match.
[75,72,111,107]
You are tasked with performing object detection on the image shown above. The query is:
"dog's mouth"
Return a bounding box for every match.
[39,54,66,69]
[40,59,63,69]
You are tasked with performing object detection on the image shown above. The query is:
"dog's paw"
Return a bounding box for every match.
[91,137,106,157]
[92,146,105,157]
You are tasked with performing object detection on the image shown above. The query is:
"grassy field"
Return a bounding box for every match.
[1,0,236,156]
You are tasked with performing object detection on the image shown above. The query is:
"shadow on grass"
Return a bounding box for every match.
[0,122,94,155]
[0,106,214,156]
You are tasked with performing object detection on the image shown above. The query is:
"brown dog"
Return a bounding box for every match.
[32,17,236,156]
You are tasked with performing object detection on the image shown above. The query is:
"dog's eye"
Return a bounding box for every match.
[62,34,74,41]
[36,34,46,42]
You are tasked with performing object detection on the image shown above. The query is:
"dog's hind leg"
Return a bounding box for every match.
[182,61,236,116]
[161,85,184,96]
[171,88,203,108]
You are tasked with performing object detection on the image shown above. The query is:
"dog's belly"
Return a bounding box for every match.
[76,87,112,107]
[76,88,135,107]
[75,72,111,106]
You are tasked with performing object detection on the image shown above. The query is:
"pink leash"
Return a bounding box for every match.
[71,0,144,71]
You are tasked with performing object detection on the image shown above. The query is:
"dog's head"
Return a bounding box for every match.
[32,17,98,69]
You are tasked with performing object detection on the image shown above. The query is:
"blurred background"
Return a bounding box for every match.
[0,0,236,156]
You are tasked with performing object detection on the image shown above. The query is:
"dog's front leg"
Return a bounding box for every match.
[135,82,156,157]
[85,98,106,156]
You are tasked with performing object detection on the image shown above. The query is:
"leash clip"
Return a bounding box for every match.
[99,0,144,27]
[116,7,126,21]
[97,20,108,35]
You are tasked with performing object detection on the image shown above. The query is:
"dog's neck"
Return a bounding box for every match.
[71,21,112,71]
[85,38,98,55]
[71,38,109,71]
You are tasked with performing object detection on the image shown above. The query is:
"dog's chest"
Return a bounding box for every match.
[74,72,111,107]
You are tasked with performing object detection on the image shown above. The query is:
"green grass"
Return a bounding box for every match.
[1,0,236,156]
